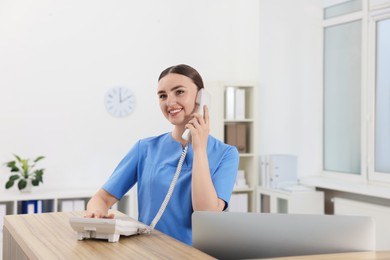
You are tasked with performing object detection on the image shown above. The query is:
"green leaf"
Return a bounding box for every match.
[4,161,20,172]
[32,179,39,186]
[5,180,14,189]
[9,174,20,181]
[5,160,16,167]
[21,159,29,175]
[10,166,19,172]
[34,169,44,180]
[34,169,44,176]
[33,170,44,184]
[34,156,45,163]
[13,154,22,162]
[18,179,27,190]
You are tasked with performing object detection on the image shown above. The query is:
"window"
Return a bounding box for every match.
[322,0,390,184]
[371,14,390,182]
[374,18,390,174]
[324,0,362,19]
[323,20,362,175]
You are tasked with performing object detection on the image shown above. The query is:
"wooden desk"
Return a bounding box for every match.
[3,211,214,259]
[267,251,390,260]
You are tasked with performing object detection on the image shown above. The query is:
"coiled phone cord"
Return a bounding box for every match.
[146,145,189,232]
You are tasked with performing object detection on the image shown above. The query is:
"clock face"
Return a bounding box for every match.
[104,86,136,118]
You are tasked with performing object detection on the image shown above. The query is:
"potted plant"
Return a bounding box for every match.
[4,154,45,191]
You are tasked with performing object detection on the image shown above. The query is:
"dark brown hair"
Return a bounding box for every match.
[158,64,204,90]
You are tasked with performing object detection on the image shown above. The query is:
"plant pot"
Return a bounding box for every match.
[20,181,33,193]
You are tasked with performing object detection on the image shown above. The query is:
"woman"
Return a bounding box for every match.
[86,64,239,245]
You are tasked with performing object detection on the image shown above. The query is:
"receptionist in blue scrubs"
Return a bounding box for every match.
[86,64,239,245]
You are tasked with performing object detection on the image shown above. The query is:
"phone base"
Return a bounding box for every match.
[76,230,123,243]
[69,216,151,243]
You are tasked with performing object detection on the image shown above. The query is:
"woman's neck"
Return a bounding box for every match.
[172,127,188,147]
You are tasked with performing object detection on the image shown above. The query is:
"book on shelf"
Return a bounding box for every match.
[260,154,298,189]
[60,199,86,212]
[234,170,248,189]
[0,203,6,234]
[236,123,247,153]
[224,86,246,120]
[225,123,247,153]
[61,200,74,212]
[21,200,43,214]
[225,86,236,120]
[234,88,246,120]
[74,199,85,211]
[260,194,271,213]
[228,193,248,212]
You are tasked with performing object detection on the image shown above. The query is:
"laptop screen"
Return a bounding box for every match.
[192,211,375,259]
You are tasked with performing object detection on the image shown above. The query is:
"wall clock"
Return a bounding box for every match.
[104,86,136,118]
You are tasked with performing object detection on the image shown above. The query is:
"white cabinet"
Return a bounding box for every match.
[0,188,134,216]
[257,186,324,214]
[208,82,258,212]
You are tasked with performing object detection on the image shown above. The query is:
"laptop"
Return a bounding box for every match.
[192,211,375,259]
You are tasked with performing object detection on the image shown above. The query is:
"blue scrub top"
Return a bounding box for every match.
[103,132,239,245]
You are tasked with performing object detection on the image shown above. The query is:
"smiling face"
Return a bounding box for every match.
[157,73,198,129]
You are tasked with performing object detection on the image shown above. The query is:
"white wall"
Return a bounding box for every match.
[0,0,322,191]
[258,0,323,178]
[0,0,261,190]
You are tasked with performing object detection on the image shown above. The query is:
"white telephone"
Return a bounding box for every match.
[69,216,151,242]
[69,89,211,243]
[182,88,211,141]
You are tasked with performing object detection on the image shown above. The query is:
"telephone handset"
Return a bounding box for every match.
[182,89,211,141]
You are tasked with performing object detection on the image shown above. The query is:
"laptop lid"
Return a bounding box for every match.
[192,211,375,259]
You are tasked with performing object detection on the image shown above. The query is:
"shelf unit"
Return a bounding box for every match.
[257,186,324,214]
[0,188,136,216]
[208,82,258,212]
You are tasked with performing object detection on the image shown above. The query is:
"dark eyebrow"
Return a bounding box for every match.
[157,85,184,95]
